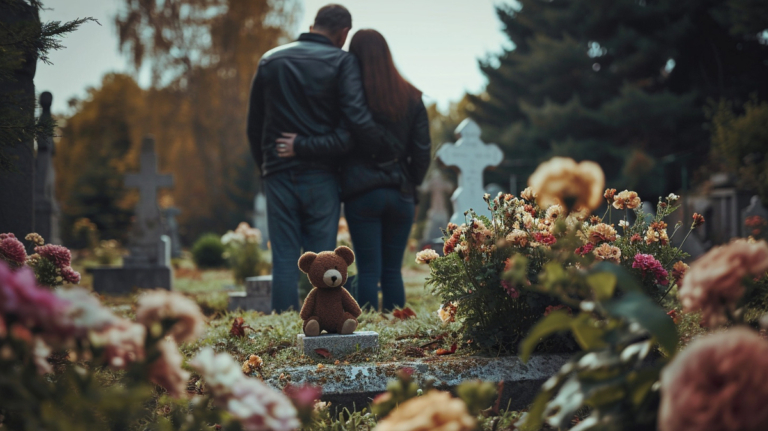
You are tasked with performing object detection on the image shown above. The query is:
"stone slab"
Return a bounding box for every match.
[88,266,171,295]
[228,291,270,313]
[297,331,379,359]
[245,275,272,296]
[264,354,568,412]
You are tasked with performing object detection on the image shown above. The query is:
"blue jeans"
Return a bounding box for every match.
[345,187,415,311]
[265,169,340,312]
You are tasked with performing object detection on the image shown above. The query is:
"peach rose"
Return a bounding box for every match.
[588,223,617,244]
[593,243,621,263]
[136,290,206,343]
[373,390,476,431]
[415,249,440,265]
[659,328,768,431]
[679,239,768,327]
[528,157,605,212]
[148,337,190,398]
[612,190,641,210]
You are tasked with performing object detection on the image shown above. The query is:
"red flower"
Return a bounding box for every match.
[501,280,519,298]
[575,243,595,256]
[632,254,669,286]
[692,213,705,229]
[534,232,557,246]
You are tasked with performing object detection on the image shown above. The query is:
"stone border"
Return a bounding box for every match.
[264,354,567,411]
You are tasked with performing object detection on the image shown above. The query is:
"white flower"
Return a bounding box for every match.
[667,193,680,202]
[619,220,629,228]
[221,231,245,246]
[55,287,122,336]
[415,249,440,265]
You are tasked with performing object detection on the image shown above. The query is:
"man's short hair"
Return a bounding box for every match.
[313,4,352,34]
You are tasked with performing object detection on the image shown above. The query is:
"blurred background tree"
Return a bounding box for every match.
[55,0,298,245]
[466,0,768,198]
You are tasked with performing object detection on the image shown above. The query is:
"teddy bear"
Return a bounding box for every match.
[298,246,362,336]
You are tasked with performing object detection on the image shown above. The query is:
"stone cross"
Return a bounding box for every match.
[436,119,503,224]
[420,170,452,242]
[34,91,61,245]
[124,136,174,265]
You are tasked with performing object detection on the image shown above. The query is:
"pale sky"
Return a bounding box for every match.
[36,0,511,114]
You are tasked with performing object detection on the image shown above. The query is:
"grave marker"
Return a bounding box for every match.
[437,119,503,224]
[420,170,452,244]
[254,191,269,250]
[90,136,174,294]
[34,92,61,245]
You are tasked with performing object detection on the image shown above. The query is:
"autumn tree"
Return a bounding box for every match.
[112,0,298,239]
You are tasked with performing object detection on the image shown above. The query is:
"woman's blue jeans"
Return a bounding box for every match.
[345,187,415,311]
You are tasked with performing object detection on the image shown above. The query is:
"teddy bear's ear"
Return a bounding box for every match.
[298,252,317,273]
[334,246,355,266]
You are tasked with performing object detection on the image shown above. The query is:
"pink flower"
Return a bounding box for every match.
[34,244,72,268]
[90,320,146,370]
[0,260,72,336]
[659,328,768,431]
[501,280,519,298]
[632,254,669,286]
[575,243,594,256]
[533,232,557,246]
[148,337,190,398]
[60,266,81,284]
[0,233,27,267]
[679,239,768,327]
[136,290,206,343]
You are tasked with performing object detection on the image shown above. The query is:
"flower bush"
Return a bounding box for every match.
[221,222,267,284]
[0,258,298,430]
[0,232,81,286]
[423,158,697,352]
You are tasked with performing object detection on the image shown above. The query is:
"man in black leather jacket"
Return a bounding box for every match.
[247,4,389,312]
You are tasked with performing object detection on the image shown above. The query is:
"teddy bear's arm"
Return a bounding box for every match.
[300,288,318,320]
[340,288,363,318]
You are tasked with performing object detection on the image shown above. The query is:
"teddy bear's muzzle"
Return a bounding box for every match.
[323,269,343,287]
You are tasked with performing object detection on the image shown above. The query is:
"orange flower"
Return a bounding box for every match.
[645,221,669,245]
[692,213,705,228]
[505,230,529,247]
[672,261,689,286]
[612,190,641,210]
[588,223,617,244]
[593,243,621,263]
[373,390,476,431]
[603,188,617,202]
[528,157,605,212]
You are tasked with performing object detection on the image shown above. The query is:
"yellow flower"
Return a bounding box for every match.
[373,391,476,431]
[612,190,641,210]
[528,157,605,212]
[241,354,263,374]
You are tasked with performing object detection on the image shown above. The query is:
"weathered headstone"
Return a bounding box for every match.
[34,92,61,245]
[707,174,752,245]
[436,119,503,224]
[253,191,269,250]
[90,136,174,294]
[484,183,505,199]
[163,206,182,258]
[229,275,272,313]
[420,170,452,244]
[742,195,768,239]
[0,3,37,247]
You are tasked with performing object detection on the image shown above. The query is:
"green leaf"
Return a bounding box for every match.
[586,272,617,300]
[570,313,608,351]
[517,391,550,431]
[605,292,678,354]
[590,262,641,293]
[520,310,573,362]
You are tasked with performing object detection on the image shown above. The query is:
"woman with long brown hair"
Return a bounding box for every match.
[281,29,431,310]
[341,29,431,310]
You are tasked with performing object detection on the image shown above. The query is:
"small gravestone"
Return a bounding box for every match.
[297,331,379,359]
[420,170,452,246]
[228,275,272,313]
[437,119,503,224]
[163,206,182,258]
[33,92,62,245]
[90,136,174,294]
[742,196,768,239]
[253,192,269,250]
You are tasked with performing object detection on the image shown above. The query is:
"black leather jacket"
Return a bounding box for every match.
[247,33,394,177]
[301,96,432,202]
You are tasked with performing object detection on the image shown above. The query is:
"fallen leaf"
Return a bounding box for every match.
[314,348,332,358]
[435,343,457,355]
[393,307,417,320]
[229,317,252,337]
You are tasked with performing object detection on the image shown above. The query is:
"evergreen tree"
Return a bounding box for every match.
[0,0,93,171]
[469,0,768,196]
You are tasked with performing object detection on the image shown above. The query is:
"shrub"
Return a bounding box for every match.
[191,233,227,269]
[221,222,266,284]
